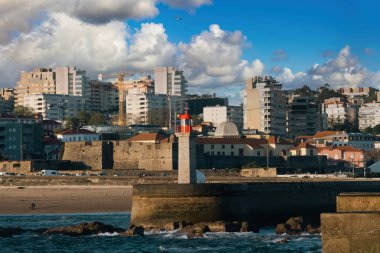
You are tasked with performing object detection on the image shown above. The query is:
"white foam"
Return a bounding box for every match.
[97,232,119,236]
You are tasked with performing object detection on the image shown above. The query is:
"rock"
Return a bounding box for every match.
[0,227,23,237]
[240,221,259,233]
[285,217,303,231]
[164,221,180,231]
[207,221,226,232]
[178,223,210,238]
[275,223,288,234]
[276,217,320,235]
[120,225,144,237]
[43,221,124,237]
[304,224,321,234]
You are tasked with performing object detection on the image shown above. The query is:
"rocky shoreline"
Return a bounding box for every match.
[0,216,320,239]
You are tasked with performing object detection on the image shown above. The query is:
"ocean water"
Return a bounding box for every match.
[0,213,321,253]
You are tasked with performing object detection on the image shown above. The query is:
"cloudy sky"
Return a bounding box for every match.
[1,0,379,104]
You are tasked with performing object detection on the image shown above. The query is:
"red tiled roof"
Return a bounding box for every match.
[290,142,316,150]
[196,137,265,149]
[313,131,342,138]
[267,136,293,145]
[59,129,97,135]
[127,133,170,143]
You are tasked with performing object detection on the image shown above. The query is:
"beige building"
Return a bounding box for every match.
[15,68,56,106]
[154,67,188,96]
[203,105,243,131]
[358,102,380,130]
[244,76,287,136]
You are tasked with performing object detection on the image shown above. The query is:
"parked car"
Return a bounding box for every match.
[41,170,59,176]
[0,172,15,176]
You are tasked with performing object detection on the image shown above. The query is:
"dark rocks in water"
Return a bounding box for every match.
[43,221,124,237]
[178,223,210,238]
[0,227,23,237]
[275,217,320,235]
[304,224,321,234]
[120,225,144,237]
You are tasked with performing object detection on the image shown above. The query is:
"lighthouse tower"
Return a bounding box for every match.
[177,108,197,184]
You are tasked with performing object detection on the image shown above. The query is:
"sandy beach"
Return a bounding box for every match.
[0,186,132,214]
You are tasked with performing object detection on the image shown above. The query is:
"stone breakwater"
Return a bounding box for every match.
[131,181,380,229]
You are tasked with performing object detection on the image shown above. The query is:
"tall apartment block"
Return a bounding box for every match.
[15,68,56,106]
[244,76,287,136]
[154,67,188,96]
[55,66,88,97]
[88,81,119,113]
[286,95,326,137]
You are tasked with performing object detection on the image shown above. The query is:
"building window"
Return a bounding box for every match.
[310,150,314,156]
[231,145,234,149]
[211,144,214,149]
[217,152,221,156]
[222,145,225,149]
[231,152,234,156]
[257,151,260,156]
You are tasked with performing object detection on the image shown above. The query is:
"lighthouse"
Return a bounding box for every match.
[177,108,197,184]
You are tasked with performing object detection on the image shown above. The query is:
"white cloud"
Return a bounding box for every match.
[0,0,160,45]
[0,14,177,86]
[280,46,375,89]
[127,23,177,70]
[161,0,212,11]
[178,24,264,89]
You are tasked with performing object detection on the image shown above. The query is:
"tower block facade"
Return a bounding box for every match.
[177,110,197,184]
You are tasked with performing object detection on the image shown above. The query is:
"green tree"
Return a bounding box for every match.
[77,111,91,126]
[316,83,348,103]
[13,106,34,117]
[372,124,380,134]
[88,112,105,125]
[363,126,373,134]
[63,117,80,130]
[294,85,316,96]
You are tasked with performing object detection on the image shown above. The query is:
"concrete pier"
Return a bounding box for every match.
[321,192,380,253]
[131,181,380,228]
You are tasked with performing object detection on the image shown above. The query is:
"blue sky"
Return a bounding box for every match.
[142,0,380,72]
[1,0,379,104]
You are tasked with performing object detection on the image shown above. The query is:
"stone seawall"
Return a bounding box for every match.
[131,181,380,228]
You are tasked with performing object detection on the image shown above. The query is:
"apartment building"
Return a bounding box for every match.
[324,97,358,127]
[244,76,287,136]
[15,67,89,107]
[203,105,243,131]
[358,102,380,130]
[88,81,118,113]
[0,114,44,160]
[286,95,326,137]
[23,94,86,122]
[15,68,56,106]
[0,88,15,113]
[55,66,89,97]
[186,94,228,115]
[154,67,188,96]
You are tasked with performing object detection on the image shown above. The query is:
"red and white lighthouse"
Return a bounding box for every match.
[177,107,197,184]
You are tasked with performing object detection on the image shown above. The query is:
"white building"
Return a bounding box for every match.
[125,90,184,127]
[154,67,188,96]
[56,129,100,142]
[203,105,243,131]
[324,98,358,127]
[55,66,89,97]
[23,93,86,122]
[358,102,380,130]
